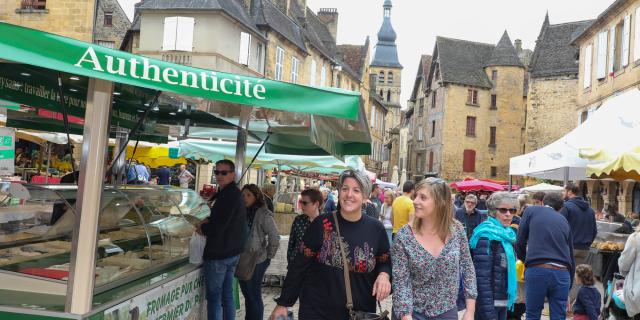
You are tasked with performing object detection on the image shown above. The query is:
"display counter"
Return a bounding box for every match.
[588,221,630,284]
[0,184,209,319]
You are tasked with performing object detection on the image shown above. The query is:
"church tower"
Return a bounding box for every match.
[370,0,403,124]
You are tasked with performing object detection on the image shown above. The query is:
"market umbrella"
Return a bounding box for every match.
[399,169,407,188]
[586,149,640,181]
[519,183,564,193]
[390,165,399,185]
[450,179,505,192]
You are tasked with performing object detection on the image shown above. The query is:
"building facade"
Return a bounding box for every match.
[525,14,593,154]
[420,32,527,181]
[572,0,640,215]
[406,55,433,180]
[94,0,131,49]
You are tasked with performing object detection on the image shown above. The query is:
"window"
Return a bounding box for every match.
[491,70,497,82]
[431,90,437,108]
[609,25,617,73]
[21,0,46,9]
[635,7,640,62]
[596,31,608,79]
[104,12,113,27]
[96,40,115,49]
[379,89,383,97]
[387,90,391,102]
[466,116,476,137]
[418,126,424,141]
[378,71,385,84]
[320,65,327,87]
[336,75,342,88]
[490,166,498,177]
[162,17,195,52]
[490,94,497,109]
[310,59,317,86]
[463,150,476,172]
[428,152,434,172]
[255,43,264,73]
[431,120,436,138]
[291,57,299,83]
[613,20,625,72]
[239,32,251,65]
[275,46,284,80]
[418,98,424,116]
[467,89,478,105]
[416,154,423,173]
[580,110,588,124]
[489,126,496,147]
[583,44,592,89]
[388,72,394,84]
[370,106,376,129]
[621,15,631,67]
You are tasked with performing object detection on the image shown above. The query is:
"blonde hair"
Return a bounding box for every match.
[384,190,395,203]
[413,178,454,241]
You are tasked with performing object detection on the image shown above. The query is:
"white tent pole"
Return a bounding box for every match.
[563,167,570,186]
[234,107,252,185]
[65,78,113,314]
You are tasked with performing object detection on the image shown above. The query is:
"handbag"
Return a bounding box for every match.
[234,250,260,281]
[332,212,390,320]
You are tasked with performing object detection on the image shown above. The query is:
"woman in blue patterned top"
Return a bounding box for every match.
[392,178,477,320]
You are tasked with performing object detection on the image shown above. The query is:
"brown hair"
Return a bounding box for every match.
[413,178,454,241]
[242,184,266,208]
[576,264,595,286]
[301,188,323,206]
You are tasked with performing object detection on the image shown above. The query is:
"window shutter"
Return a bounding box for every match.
[635,7,640,62]
[609,26,616,73]
[622,15,631,66]
[320,66,326,87]
[583,44,592,89]
[239,32,251,65]
[463,150,476,172]
[428,152,434,172]
[162,17,178,51]
[310,60,317,86]
[175,17,195,52]
[597,31,608,79]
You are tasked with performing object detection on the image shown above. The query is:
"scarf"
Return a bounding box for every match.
[469,217,517,310]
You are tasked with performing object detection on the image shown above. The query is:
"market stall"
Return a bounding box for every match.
[0,22,371,320]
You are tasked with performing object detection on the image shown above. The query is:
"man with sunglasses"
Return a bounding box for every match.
[455,194,488,240]
[198,159,247,320]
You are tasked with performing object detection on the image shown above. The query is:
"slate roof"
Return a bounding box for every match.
[571,0,630,44]
[410,55,432,101]
[434,37,495,88]
[371,0,401,68]
[304,8,337,60]
[485,31,524,67]
[530,20,594,78]
[137,0,262,36]
[252,0,307,53]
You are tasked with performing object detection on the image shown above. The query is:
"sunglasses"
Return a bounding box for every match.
[426,177,446,185]
[300,200,312,206]
[214,170,232,176]
[496,208,518,214]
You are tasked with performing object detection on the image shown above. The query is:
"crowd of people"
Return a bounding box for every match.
[193,160,640,320]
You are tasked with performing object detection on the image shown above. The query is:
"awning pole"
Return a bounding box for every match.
[508,175,512,192]
[65,78,113,314]
[234,107,252,185]
[45,143,51,184]
[563,167,570,186]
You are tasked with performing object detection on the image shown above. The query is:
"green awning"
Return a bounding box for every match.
[0,22,360,121]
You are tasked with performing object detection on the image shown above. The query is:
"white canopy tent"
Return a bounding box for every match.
[510,89,640,181]
[519,183,564,193]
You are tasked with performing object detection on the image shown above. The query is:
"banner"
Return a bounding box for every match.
[102,269,205,320]
[0,127,15,176]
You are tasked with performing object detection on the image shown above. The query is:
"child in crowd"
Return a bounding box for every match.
[572,264,601,320]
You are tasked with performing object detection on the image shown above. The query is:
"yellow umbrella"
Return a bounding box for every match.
[586,149,640,181]
[125,146,186,168]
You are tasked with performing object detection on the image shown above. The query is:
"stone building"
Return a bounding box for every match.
[406,55,433,180]
[94,0,131,49]
[0,0,95,42]
[572,0,640,215]
[525,14,593,154]
[421,32,527,181]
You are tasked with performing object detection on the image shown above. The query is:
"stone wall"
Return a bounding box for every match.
[1,0,95,41]
[94,0,130,49]
[525,76,579,153]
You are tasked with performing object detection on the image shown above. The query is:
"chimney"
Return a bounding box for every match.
[514,39,522,53]
[317,8,339,41]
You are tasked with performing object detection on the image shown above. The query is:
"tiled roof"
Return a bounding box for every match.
[485,31,524,67]
[530,19,594,78]
[337,38,369,81]
[138,0,262,35]
[435,37,495,88]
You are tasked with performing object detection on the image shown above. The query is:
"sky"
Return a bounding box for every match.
[118,0,612,108]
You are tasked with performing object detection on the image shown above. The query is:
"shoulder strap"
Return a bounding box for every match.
[332,211,354,312]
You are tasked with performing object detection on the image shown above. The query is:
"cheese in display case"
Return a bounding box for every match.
[0,184,209,295]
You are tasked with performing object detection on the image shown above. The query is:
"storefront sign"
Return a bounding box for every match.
[0,128,15,176]
[0,22,360,121]
[102,269,205,320]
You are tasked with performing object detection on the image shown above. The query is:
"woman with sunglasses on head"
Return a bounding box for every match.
[270,170,392,320]
[287,188,323,265]
[392,178,477,320]
[469,192,519,320]
[237,184,280,320]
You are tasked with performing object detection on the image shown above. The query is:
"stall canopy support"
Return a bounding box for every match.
[234,107,252,185]
[65,78,114,314]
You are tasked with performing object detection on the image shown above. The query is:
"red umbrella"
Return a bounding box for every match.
[450,179,505,192]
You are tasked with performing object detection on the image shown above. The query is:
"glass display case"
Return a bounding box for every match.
[0,184,209,296]
[592,221,630,252]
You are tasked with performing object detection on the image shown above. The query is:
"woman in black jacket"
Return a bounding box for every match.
[470,192,519,320]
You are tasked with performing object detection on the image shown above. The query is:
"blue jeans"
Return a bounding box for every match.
[204,256,240,320]
[524,267,570,320]
[385,229,393,246]
[239,259,270,320]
